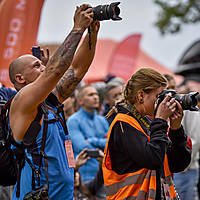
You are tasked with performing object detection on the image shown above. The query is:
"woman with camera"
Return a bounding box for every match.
[102,68,191,200]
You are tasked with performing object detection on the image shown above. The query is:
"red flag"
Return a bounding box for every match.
[108,34,142,82]
[0,0,45,87]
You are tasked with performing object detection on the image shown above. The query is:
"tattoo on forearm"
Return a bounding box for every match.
[45,30,82,75]
[55,69,81,100]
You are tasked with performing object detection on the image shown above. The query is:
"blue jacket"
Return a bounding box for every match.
[67,108,109,182]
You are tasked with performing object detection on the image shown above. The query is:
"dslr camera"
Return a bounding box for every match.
[156,89,199,111]
[91,2,122,21]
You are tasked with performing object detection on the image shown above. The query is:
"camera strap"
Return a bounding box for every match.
[88,27,92,50]
[37,99,70,187]
[54,104,75,167]
[123,104,151,129]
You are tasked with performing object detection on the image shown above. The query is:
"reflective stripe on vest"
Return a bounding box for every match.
[102,113,178,200]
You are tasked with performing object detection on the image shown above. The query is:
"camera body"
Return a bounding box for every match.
[157,89,199,111]
[86,149,99,158]
[92,2,122,21]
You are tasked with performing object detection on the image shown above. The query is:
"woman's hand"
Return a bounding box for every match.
[155,93,177,121]
[169,101,183,130]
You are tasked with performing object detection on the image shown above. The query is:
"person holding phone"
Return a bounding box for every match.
[74,148,104,200]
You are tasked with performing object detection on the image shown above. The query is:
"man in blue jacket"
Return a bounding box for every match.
[67,85,109,182]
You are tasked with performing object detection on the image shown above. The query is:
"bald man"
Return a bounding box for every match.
[8,5,100,200]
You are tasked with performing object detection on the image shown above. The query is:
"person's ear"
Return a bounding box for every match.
[137,89,144,104]
[77,97,83,106]
[15,73,25,84]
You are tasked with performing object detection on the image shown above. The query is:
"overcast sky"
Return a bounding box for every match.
[37,0,200,71]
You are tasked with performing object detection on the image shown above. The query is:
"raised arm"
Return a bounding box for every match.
[10,4,94,141]
[53,20,100,103]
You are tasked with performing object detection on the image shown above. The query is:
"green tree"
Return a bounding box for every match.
[154,0,200,35]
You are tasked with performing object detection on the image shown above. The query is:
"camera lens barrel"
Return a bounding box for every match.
[174,92,199,111]
[92,5,111,21]
[158,90,199,111]
[92,2,122,21]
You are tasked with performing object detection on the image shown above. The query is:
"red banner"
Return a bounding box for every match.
[108,34,142,82]
[0,0,44,87]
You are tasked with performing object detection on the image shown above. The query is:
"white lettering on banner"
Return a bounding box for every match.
[6,32,18,46]
[16,0,26,11]
[10,18,21,32]
[3,19,21,59]
[3,47,14,59]
[2,0,26,60]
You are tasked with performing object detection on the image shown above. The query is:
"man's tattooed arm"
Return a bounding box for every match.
[44,4,94,78]
[53,69,81,101]
[45,30,82,76]
[53,21,100,103]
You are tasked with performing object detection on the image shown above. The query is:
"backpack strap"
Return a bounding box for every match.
[23,106,43,146]
[15,106,44,197]
[45,92,69,136]
[38,103,49,191]
[56,103,69,136]
[13,93,68,196]
[2,94,51,196]
[14,147,25,197]
[35,98,68,192]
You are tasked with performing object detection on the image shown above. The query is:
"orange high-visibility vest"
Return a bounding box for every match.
[102,113,178,200]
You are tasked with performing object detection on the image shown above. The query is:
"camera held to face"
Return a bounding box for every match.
[157,89,199,111]
[92,2,122,21]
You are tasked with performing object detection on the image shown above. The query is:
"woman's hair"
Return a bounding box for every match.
[119,68,168,105]
[106,68,168,118]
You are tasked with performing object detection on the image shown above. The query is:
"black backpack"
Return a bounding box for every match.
[0,97,45,197]
[0,97,18,186]
[0,93,68,198]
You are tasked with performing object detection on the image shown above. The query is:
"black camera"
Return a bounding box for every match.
[32,46,41,60]
[92,2,122,21]
[23,184,49,200]
[157,89,199,111]
[86,149,99,158]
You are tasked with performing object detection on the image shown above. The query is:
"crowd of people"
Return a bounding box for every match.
[0,3,200,200]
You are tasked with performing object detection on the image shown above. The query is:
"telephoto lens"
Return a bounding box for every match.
[157,89,199,111]
[92,2,122,21]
